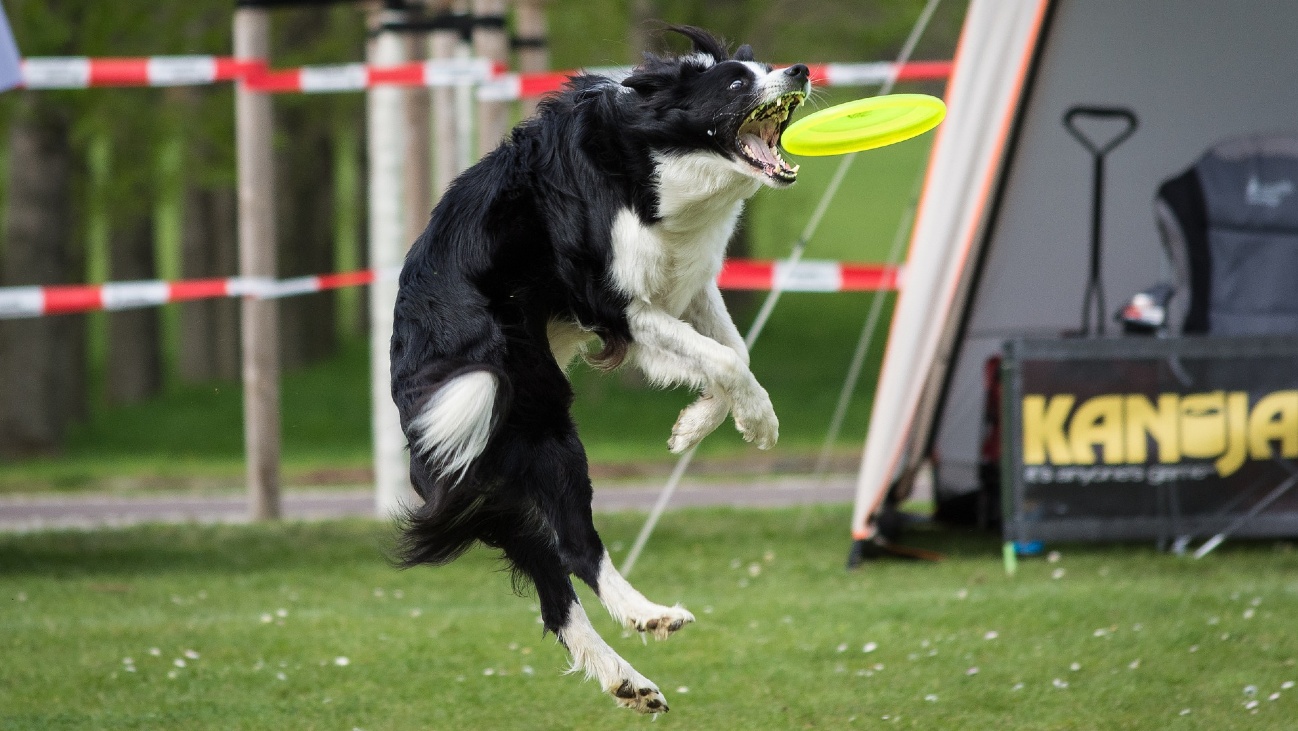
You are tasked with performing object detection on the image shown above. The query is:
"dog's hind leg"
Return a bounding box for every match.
[498,526,669,714]
[531,429,695,641]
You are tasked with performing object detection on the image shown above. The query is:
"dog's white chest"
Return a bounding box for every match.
[610,153,759,316]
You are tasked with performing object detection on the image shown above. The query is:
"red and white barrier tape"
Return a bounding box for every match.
[0,260,902,320]
[19,56,950,98]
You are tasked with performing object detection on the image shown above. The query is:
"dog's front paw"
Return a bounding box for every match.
[626,603,696,640]
[611,678,669,714]
[668,394,729,453]
[731,385,779,450]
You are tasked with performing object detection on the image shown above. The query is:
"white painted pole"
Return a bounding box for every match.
[234,7,281,521]
[368,7,418,518]
[472,0,510,156]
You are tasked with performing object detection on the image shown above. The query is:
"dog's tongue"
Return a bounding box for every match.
[742,133,781,167]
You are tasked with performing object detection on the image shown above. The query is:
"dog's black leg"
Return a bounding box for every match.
[530,429,697,641]
[498,524,669,714]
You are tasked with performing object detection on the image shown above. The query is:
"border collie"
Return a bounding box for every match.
[391,26,809,714]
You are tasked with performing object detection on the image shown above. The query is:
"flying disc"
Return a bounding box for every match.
[781,93,946,156]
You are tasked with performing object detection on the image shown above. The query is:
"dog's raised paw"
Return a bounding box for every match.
[612,679,669,714]
[668,395,729,453]
[627,604,696,640]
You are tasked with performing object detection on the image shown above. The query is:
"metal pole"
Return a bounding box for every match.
[369,6,417,518]
[234,7,281,521]
[472,0,509,157]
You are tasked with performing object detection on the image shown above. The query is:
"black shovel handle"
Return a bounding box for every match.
[1063,106,1138,156]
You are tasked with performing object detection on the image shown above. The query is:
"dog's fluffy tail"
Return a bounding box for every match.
[409,369,500,484]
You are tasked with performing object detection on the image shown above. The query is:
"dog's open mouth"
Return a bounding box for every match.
[737,91,804,183]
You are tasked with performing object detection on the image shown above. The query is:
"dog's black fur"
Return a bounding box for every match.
[390,25,808,711]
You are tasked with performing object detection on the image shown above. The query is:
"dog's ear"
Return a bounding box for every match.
[666,24,728,64]
[733,44,754,62]
[621,62,676,96]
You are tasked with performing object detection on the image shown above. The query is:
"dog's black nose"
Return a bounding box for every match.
[784,64,809,81]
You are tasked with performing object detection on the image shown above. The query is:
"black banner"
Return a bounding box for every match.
[1001,336,1298,544]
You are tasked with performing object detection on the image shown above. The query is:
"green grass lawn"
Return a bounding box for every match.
[2,507,1297,730]
[1,108,936,493]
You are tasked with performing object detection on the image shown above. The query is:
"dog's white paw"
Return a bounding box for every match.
[668,394,729,453]
[610,675,669,714]
[731,385,779,450]
[625,603,696,640]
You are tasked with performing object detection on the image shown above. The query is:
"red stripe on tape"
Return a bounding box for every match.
[169,278,231,302]
[519,71,568,98]
[896,60,952,81]
[805,64,830,86]
[717,260,774,290]
[42,286,103,315]
[88,58,150,86]
[245,67,301,92]
[317,271,376,290]
[369,62,423,87]
[214,57,250,81]
[839,265,901,291]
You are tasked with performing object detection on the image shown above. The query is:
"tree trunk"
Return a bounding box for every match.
[179,184,240,383]
[105,211,164,404]
[0,96,86,458]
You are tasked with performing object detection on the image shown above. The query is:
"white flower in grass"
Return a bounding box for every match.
[410,608,422,618]
[148,647,161,656]
[1128,659,1141,670]
[984,630,999,640]
[1047,550,1062,563]
[1070,662,1081,672]
[863,642,878,653]
[184,649,199,660]
[260,613,273,624]
[1051,568,1066,580]
[955,589,969,600]
[1283,681,1296,690]
[276,672,287,681]
[836,643,848,653]
[1269,692,1281,701]
[483,668,495,676]
[1052,678,1068,689]
[1245,700,1260,710]
[522,666,534,676]
[334,657,350,667]
[173,659,186,668]
[276,608,288,618]
[966,667,979,676]
[122,657,134,666]
[1011,682,1024,691]
[924,694,938,702]
[1243,608,1256,619]
[676,686,689,694]
[1179,709,1191,716]
[167,670,178,679]
[1244,685,1258,696]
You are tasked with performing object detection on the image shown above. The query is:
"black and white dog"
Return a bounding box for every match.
[391,26,808,714]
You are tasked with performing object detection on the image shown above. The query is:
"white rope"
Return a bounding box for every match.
[620,0,944,576]
[813,171,925,476]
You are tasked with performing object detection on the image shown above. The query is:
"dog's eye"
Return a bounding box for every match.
[729,79,746,91]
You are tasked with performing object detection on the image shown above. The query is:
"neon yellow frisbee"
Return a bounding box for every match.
[781,93,946,156]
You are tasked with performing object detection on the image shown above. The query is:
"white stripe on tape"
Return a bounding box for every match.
[147,56,217,86]
[423,58,494,87]
[227,276,274,298]
[774,260,842,292]
[582,65,632,82]
[477,73,521,102]
[261,276,322,299]
[0,287,45,318]
[102,281,170,310]
[300,64,368,93]
[824,62,892,86]
[22,57,91,88]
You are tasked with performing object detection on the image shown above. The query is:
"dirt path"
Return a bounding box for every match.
[0,475,856,533]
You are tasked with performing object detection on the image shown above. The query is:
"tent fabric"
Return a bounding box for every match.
[850,0,1051,539]
[853,0,1298,540]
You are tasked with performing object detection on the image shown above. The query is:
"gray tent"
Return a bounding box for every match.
[851,0,1298,539]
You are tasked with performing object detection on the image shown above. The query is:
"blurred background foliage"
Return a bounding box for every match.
[0,0,966,488]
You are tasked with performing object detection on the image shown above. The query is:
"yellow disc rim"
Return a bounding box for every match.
[781,94,946,157]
